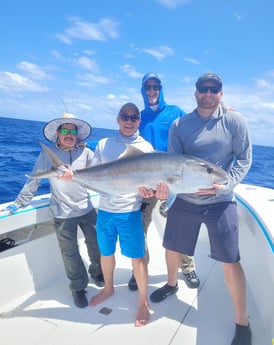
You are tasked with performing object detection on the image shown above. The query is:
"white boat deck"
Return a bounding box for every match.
[0,185,273,345]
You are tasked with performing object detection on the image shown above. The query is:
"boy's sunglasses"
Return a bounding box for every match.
[59,128,78,136]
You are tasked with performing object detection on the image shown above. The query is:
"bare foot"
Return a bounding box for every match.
[89,287,114,306]
[135,302,150,327]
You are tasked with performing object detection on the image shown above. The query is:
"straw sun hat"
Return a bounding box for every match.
[43,113,92,142]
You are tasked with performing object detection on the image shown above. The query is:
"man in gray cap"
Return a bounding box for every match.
[6,113,104,308]
[149,72,252,345]
[195,72,223,88]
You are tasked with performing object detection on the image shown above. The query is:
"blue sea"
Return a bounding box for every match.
[0,116,273,204]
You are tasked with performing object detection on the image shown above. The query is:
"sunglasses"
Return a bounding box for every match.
[197,86,221,94]
[59,128,78,136]
[119,114,140,122]
[144,84,162,91]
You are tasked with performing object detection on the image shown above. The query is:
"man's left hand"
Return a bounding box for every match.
[195,183,225,195]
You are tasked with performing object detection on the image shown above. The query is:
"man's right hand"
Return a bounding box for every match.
[1,204,18,215]
[138,182,169,200]
[57,169,74,181]
[138,187,155,198]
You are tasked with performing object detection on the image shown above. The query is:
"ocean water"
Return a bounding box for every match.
[0,116,273,204]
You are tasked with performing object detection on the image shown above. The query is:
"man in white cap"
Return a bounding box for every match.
[89,103,154,327]
[6,113,104,308]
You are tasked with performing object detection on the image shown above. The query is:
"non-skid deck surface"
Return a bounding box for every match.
[0,222,267,345]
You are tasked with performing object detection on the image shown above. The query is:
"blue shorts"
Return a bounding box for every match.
[96,209,145,258]
[163,198,240,263]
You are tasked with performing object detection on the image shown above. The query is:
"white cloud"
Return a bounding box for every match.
[83,49,96,56]
[106,94,116,100]
[120,64,143,78]
[184,57,200,65]
[181,76,195,83]
[266,69,274,78]
[51,50,62,59]
[233,13,243,21]
[56,17,120,44]
[157,0,191,9]
[77,73,112,86]
[0,71,48,92]
[17,61,49,80]
[76,57,99,72]
[141,45,174,61]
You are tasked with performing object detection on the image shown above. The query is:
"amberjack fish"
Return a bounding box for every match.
[28,142,229,208]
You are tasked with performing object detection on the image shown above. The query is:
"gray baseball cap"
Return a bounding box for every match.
[195,72,222,88]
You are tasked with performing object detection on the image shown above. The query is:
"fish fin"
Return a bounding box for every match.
[119,144,148,159]
[27,142,68,179]
[40,142,66,168]
[119,145,165,159]
[26,166,68,179]
[154,149,166,153]
[158,193,176,218]
[166,175,181,184]
[26,170,53,179]
[165,193,177,211]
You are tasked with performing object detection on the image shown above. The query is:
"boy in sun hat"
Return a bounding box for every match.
[43,113,91,144]
[6,113,104,308]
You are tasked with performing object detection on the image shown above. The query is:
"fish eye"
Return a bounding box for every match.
[206,167,214,174]
[200,163,214,174]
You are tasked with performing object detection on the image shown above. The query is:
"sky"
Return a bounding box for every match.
[0,0,274,146]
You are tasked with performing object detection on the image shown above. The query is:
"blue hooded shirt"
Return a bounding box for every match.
[139,73,185,151]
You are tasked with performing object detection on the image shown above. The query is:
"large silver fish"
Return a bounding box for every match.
[29,142,228,207]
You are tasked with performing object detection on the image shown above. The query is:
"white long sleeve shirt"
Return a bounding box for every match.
[92,131,154,213]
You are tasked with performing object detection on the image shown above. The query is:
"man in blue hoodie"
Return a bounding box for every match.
[128,73,200,291]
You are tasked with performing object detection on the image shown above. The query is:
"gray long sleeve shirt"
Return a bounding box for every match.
[168,104,252,205]
[14,144,95,218]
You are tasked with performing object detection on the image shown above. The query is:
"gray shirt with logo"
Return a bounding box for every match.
[168,104,252,205]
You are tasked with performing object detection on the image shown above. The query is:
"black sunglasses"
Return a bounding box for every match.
[119,114,140,122]
[144,84,162,91]
[197,86,221,94]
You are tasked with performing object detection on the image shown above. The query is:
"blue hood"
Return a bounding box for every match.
[139,73,168,139]
[141,73,166,114]
[139,73,184,151]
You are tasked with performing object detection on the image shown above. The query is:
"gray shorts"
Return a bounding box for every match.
[163,198,240,263]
